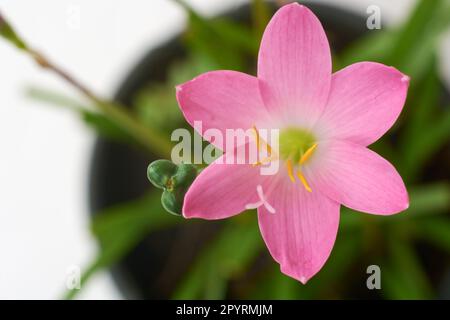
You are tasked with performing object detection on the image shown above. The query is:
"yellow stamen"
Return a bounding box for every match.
[299,143,318,165]
[296,170,312,192]
[251,125,260,153]
[252,125,273,156]
[252,155,278,167]
[286,160,296,183]
[263,140,273,156]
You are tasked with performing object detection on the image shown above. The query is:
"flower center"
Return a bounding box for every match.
[279,128,316,163]
[251,126,317,193]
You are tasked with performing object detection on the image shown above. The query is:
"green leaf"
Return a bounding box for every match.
[175,0,257,70]
[400,59,440,180]
[383,236,433,299]
[339,30,395,68]
[406,183,450,217]
[26,86,133,143]
[340,0,450,80]
[172,214,263,299]
[0,11,27,50]
[133,56,211,133]
[415,218,450,253]
[81,111,133,143]
[251,0,272,40]
[385,0,450,79]
[402,110,450,180]
[64,192,181,299]
[304,231,362,298]
[260,267,304,299]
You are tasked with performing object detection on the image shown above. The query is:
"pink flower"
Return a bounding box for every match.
[175,3,409,283]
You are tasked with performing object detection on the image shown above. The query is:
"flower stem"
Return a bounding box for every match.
[1,11,172,157]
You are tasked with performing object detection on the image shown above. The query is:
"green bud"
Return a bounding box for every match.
[147,159,178,189]
[171,163,197,189]
[147,160,198,216]
[161,189,183,216]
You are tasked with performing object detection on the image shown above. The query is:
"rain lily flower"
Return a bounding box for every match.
[175,3,409,283]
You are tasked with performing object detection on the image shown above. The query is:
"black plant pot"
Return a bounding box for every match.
[88,2,449,299]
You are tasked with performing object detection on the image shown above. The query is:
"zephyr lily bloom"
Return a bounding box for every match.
[175,3,409,283]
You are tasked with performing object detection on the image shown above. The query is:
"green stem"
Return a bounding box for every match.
[1,11,172,157]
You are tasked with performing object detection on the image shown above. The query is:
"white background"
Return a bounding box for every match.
[0,0,448,299]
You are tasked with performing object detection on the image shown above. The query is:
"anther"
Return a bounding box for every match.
[286,160,296,183]
[299,143,317,165]
[296,170,312,192]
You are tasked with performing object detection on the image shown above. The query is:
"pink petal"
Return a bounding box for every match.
[257,3,332,127]
[183,155,267,220]
[176,70,271,148]
[306,140,409,215]
[258,178,340,283]
[317,62,409,146]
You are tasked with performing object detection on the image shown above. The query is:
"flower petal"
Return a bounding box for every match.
[183,155,268,220]
[258,178,340,283]
[317,62,409,146]
[176,70,271,148]
[257,3,332,127]
[306,140,409,215]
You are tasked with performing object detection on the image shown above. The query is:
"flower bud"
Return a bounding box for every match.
[147,160,198,216]
[147,159,178,189]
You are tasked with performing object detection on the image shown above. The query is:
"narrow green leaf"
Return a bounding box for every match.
[173,214,263,299]
[383,237,433,299]
[64,193,181,299]
[402,110,450,179]
[406,183,450,217]
[400,58,440,180]
[340,0,450,80]
[339,30,394,68]
[26,86,134,143]
[174,0,256,70]
[251,0,272,40]
[0,11,28,50]
[304,231,361,298]
[415,218,450,253]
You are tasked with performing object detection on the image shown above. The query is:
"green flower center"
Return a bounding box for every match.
[279,128,316,163]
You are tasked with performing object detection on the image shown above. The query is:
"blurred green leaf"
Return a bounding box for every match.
[251,0,271,40]
[26,86,133,143]
[64,192,181,299]
[385,0,450,79]
[175,0,257,70]
[402,110,450,180]
[304,231,362,299]
[415,218,450,254]
[134,56,213,133]
[383,236,433,299]
[0,12,27,50]
[339,30,394,68]
[340,207,364,230]
[173,213,263,299]
[400,59,441,180]
[81,111,134,143]
[340,0,450,80]
[256,267,304,299]
[406,183,450,217]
